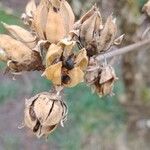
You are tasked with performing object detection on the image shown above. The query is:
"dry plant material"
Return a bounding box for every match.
[142,0,150,17]
[0,0,136,138]
[70,5,123,57]
[24,92,67,138]
[42,39,88,87]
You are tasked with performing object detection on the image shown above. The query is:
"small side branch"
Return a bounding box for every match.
[96,39,150,61]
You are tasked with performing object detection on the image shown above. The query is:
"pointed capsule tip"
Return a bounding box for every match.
[41,72,46,77]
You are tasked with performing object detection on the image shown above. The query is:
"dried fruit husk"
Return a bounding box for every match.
[80,11,102,47]
[2,23,37,49]
[0,34,44,72]
[24,92,67,138]
[33,0,49,39]
[97,15,117,52]
[45,4,66,43]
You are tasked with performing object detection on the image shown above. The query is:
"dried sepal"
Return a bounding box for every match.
[97,15,117,52]
[114,34,124,45]
[43,62,62,85]
[24,92,67,138]
[46,44,62,67]
[65,67,84,87]
[75,48,88,70]
[2,22,37,48]
[95,66,118,96]
[59,39,75,58]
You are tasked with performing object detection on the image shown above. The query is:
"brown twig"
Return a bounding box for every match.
[96,39,150,61]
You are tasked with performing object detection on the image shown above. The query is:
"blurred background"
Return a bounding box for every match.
[0,0,150,150]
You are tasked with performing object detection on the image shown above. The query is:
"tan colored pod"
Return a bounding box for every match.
[0,34,32,62]
[98,15,117,52]
[60,0,75,33]
[80,12,97,44]
[75,48,88,70]
[2,23,36,48]
[24,92,67,138]
[43,62,62,85]
[33,0,49,39]
[46,44,62,67]
[46,6,66,43]
[65,67,84,87]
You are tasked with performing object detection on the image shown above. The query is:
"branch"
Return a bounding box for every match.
[96,39,150,61]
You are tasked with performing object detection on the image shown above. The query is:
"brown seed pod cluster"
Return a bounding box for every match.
[42,39,88,87]
[0,0,124,138]
[70,5,124,57]
[24,92,67,138]
[86,58,118,96]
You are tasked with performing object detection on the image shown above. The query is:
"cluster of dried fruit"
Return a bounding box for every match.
[0,0,123,138]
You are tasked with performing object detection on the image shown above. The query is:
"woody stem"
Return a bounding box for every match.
[96,39,150,61]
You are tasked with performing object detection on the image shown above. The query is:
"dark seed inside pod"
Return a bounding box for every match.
[62,75,71,84]
[33,120,41,133]
[63,55,75,70]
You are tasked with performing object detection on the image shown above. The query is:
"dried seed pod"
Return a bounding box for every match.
[97,15,117,52]
[60,0,75,33]
[45,4,66,43]
[142,0,150,17]
[0,34,44,72]
[94,66,118,96]
[33,0,49,39]
[80,11,102,46]
[24,92,67,138]
[2,22,37,48]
